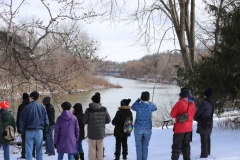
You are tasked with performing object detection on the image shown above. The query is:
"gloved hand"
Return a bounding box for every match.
[54,144,57,149]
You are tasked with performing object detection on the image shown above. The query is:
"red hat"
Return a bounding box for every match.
[0,101,10,109]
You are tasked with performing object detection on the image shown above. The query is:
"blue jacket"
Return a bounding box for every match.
[131,98,157,129]
[20,100,49,132]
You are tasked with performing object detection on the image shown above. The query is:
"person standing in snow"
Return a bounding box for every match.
[170,89,196,160]
[43,96,55,156]
[0,101,16,160]
[54,101,79,160]
[72,103,85,160]
[20,91,49,160]
[131,91,157,160]
[112,99,133,160]
[82,92,111,160]
[194,87,216,158]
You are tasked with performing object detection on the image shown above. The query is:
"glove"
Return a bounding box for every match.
[54,144,57,149]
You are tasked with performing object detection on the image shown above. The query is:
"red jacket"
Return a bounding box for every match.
[170,98,196,133]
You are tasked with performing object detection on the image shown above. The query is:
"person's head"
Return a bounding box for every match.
[61,101,72,110]
[204,87,212,98]
[73,103,83,114]
[0,101,10,110]
[120,99,131,106]
[91,92,101,103]
[141,91,150,101]
[29,91,39,101]
[179,89,189,98]
[22,93,29,100]
[42,96,51,105]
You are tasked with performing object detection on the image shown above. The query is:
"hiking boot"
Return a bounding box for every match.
[123,155,127,160]
[79,153,84,160]
[114,155,120,160]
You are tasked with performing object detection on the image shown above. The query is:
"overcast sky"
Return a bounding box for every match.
[7,0,207,63]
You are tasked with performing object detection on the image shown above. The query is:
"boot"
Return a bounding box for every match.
[114,155,120,160]
[79,153,84,160]
[123,155,127,160]
[74,154,79,160]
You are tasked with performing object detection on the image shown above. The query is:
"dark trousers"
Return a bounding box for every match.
[171,132,191,160]
[21,133,36,158]
[114,137,128,158]
[200,134,211,158]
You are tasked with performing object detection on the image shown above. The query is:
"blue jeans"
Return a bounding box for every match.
[45,125,55,155]
[134,128,152,160]
[1,144,10,160]
[25,130,43,160]
[58,153,73,160]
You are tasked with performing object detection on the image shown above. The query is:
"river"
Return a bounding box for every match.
[10,77,180,133]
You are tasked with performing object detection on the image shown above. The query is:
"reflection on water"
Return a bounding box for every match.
[10,77,180,133]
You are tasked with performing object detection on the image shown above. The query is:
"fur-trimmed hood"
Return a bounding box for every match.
[118,106,131,110]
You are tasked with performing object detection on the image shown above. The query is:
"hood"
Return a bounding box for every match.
[205,98,217,106]
[60,110,73,121]
[89,103,101,110]
[118,106,131,110]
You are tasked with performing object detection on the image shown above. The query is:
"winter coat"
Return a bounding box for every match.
[54,110,79,154]
[112,106,133,137]
[194,98,216,135]
[131,98,157,129]
[170,98,196,133]
[19,100,49,132]
[82,103,111,140]
[45,104,55,126]
[74,113,85,140]
[0,109,16,144]
[16,99,29,133]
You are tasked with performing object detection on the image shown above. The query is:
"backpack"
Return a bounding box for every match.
[4,125,15,141]
[123,116,133,133]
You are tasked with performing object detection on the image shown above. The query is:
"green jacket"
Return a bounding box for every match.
[0,109,16,144]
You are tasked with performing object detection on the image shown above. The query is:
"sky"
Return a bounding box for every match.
[3,0,208,63]
[1,110,240,160]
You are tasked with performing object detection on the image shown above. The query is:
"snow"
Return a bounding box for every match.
[1,115,240,160]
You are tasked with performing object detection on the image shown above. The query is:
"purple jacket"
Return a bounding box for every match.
[54,110,79,153]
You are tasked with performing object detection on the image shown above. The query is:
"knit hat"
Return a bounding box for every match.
[30,91,39,100]
[141,91,150,101]
[179,89,189,97]
[73,103,83,114]
[204,87,212,98]
[120,99,131,106]
[61,101,72,110]
[0,101,10,109]
[22,93,29,100]
[91,92,101,103]
[43,96,51,103]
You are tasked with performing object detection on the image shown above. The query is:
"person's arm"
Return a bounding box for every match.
[194,101,206,121]
[112,111,120,126]
[19,107,27,132]
[170,101,180,118]
[131,98,141,111]
[16,105,21,133]
[82,109,89,124]
[151,103,157,111]
[75,118,80,141]
[11,114,17,132]
[54,118,59,146]
[105,109,111,124]
[43,108,49,132]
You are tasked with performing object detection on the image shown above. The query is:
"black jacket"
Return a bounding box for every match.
[74,113,85,140]
[112,106,133,137]
[45,104,55,126]
[16,99,29,133]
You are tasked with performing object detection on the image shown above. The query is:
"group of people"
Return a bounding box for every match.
[0,87,216,160]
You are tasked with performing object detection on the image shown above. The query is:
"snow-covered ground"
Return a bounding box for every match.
[1,115,239,160]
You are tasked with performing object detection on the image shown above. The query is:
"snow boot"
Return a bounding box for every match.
[79,153,84,160]
[123,155,127,160]
[114,155,120,160]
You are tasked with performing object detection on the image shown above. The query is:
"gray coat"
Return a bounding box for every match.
[82,103,111,140]
[194,98,216,135]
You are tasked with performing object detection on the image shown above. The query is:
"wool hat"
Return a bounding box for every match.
[61,101,72,110]
[22,93,29,100]
[30,91,39,100]
[73,103,83,114]
[43,96,51,103]
[204,87,212,97]
[179,89,189,97]
[120,99,131,106]
[91,92,101,103]
[0,101,10,109]
[141,91,150,101]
